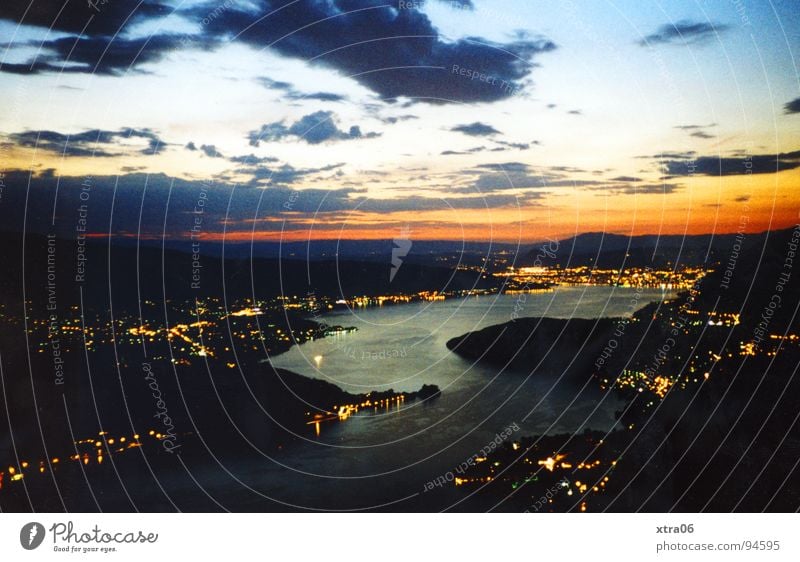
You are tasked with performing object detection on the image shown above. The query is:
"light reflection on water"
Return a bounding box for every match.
[271,286,668,393]
[247,287,669,510]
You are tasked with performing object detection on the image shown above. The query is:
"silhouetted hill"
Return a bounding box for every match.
[523,231,757,268]
[0,232,500,314]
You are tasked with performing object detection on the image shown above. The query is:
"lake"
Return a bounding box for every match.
[211,286,670,511]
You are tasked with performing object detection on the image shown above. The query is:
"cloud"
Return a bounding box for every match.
[185,142,198,151]
[196,1,556,104]
[200,144,223,158]
[380,114,419,124]
[454,163,681,195]
[674,123,716,139]
[459,162,553,193]
[238,162,346,187]
[247,111,380,146]
[603,183,682,195]
[659,150,800,176]
[435,0,475,8]
[256,78,294,92]
[10,130,117,157]
[1,0,554,95]
[639,20,728,46]
[0,1,170,36]
[492,139,533,151]
[441,143,528,155]
[2,33,213,76]
[358,192,543,212]
[143,132,166,155]
[674,123,717,130]
[784,97,800,114]
[450,122,501,136]
[637,150,696,160]
[475,162,531,172]
[228,154,280,165]
[548,165,588,174]
[256,77,346,102]
[300,92,347,102]
[9,127,166,157]
[3,0,555,101]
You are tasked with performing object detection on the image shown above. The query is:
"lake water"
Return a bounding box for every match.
[211,287,670,511]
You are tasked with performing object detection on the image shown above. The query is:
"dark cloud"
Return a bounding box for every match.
[660,150,800,176]
[567,109,582,115]
[247,111,380,146]
[185,142,197,151]
[451,122,501,136]
[674,123,716,139]
[603,183,682,195]
[10,130,117,157]
[2,0,554,97]
[239,162,346,187]
[143,132,165,155]
[549,165,588,174]
[463,162,556,192]
[9,128,166,157]
[470,171,544,192]
[360,192,543,211]
[639,20,728,46]
[675,123,717,130]
[200,144,224,158]
[0,166,565,240]
[636,151,696,160]
[456,163,678,195]
[300,92,347,102]
[380,115,419,124]
[2,33,214,76]
[475,162,531,173]
[228,154,280,165]
[196,0,555,104]
[256,77,346,102]
[435,0,475,9]
[443,146,511,155]
[3,1,554,100]
[257,78,294,92]
[0,0,170,36]
[784,97,800,114]
[492,139,532,151]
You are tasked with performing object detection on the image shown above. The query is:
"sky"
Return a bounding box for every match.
[1,0,799,243]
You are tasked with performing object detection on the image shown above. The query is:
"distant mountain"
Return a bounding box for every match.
[0,233,502,313]
[523,231,756,268]
[141,238,532,262]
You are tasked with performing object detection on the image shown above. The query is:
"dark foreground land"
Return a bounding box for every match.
[446,227,800,511]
